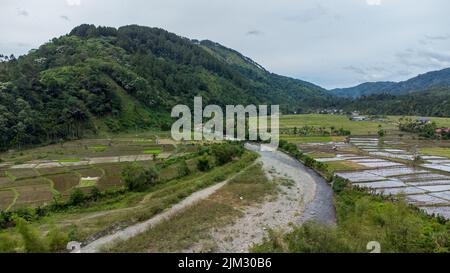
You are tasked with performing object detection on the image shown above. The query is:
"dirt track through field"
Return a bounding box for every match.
[78,144,336,253]
[77,163,256,253]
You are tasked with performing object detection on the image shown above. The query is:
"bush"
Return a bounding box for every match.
[211,143,244,165]
[177,160,191,177]
[69,188,86,206]
[0,233,21,253]
[286,221,353,253]
[304,156,316,168]
[14,207,37,222]
[0,211,14,229]
[122,163,159,192]
[15,217,48,253]
[90,187,102,201]
[197,157,212,172]
[332,176,349,193]
[47,226,69,252]
[279,140,303,158]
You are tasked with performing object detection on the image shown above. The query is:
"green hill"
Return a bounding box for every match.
[0,24,332,150]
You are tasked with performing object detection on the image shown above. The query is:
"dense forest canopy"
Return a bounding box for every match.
[342,87,450,117]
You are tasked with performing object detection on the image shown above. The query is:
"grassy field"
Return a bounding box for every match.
[281,136,346,144]
[105,163,275,252]
[280,114,450,137]
[280,114,398,136]
[420,147,450,159]
[324,161,365,173]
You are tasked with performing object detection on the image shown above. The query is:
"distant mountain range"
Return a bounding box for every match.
[331,68,450,98]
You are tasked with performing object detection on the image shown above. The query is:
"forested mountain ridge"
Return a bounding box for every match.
[0,24,333,150]
[198,40,332,111]
[332,68,450,98]
[343,87,450,117]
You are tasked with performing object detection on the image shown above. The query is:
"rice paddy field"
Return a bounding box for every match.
[275,114,449,219]
[0,135,191,211]
[299,132,450,219]
[0,147,258,251]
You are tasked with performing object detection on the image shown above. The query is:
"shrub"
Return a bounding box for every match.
[332,176,349,193]
[69,188,86,206]
[279,140,303,158]
[47,226,69,252]
[286,221,353,253]
[0,211,14,229]
[211,143,244,165]
[0,233,20,253]
[197,157,211,172]
[15,217,48,253]
[14,207,37,222]
[122,163,159,192]
[90,187,102,201]
[177,160,191,177]
[304,156,316,168]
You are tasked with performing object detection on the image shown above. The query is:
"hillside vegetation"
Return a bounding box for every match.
[344,87,450,117]
[0,24,334,151]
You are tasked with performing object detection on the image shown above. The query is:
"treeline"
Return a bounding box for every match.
[343,87,450,117]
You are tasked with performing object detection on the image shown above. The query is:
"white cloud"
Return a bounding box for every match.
[66,0,81,6]
[366,0,382,5]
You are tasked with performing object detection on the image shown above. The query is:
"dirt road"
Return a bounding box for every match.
[77,163,255,253]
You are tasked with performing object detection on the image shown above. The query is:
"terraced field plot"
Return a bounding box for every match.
[0,136,174,166]
[276,115,450,221]
[0,190,16,210]
[13,183,53,209]
[309,136,450,219]
[0,138,190,209]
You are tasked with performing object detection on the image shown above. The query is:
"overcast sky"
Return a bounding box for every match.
[1,0,450,89]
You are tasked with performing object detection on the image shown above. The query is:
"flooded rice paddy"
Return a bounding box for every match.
[306,137,450,219]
